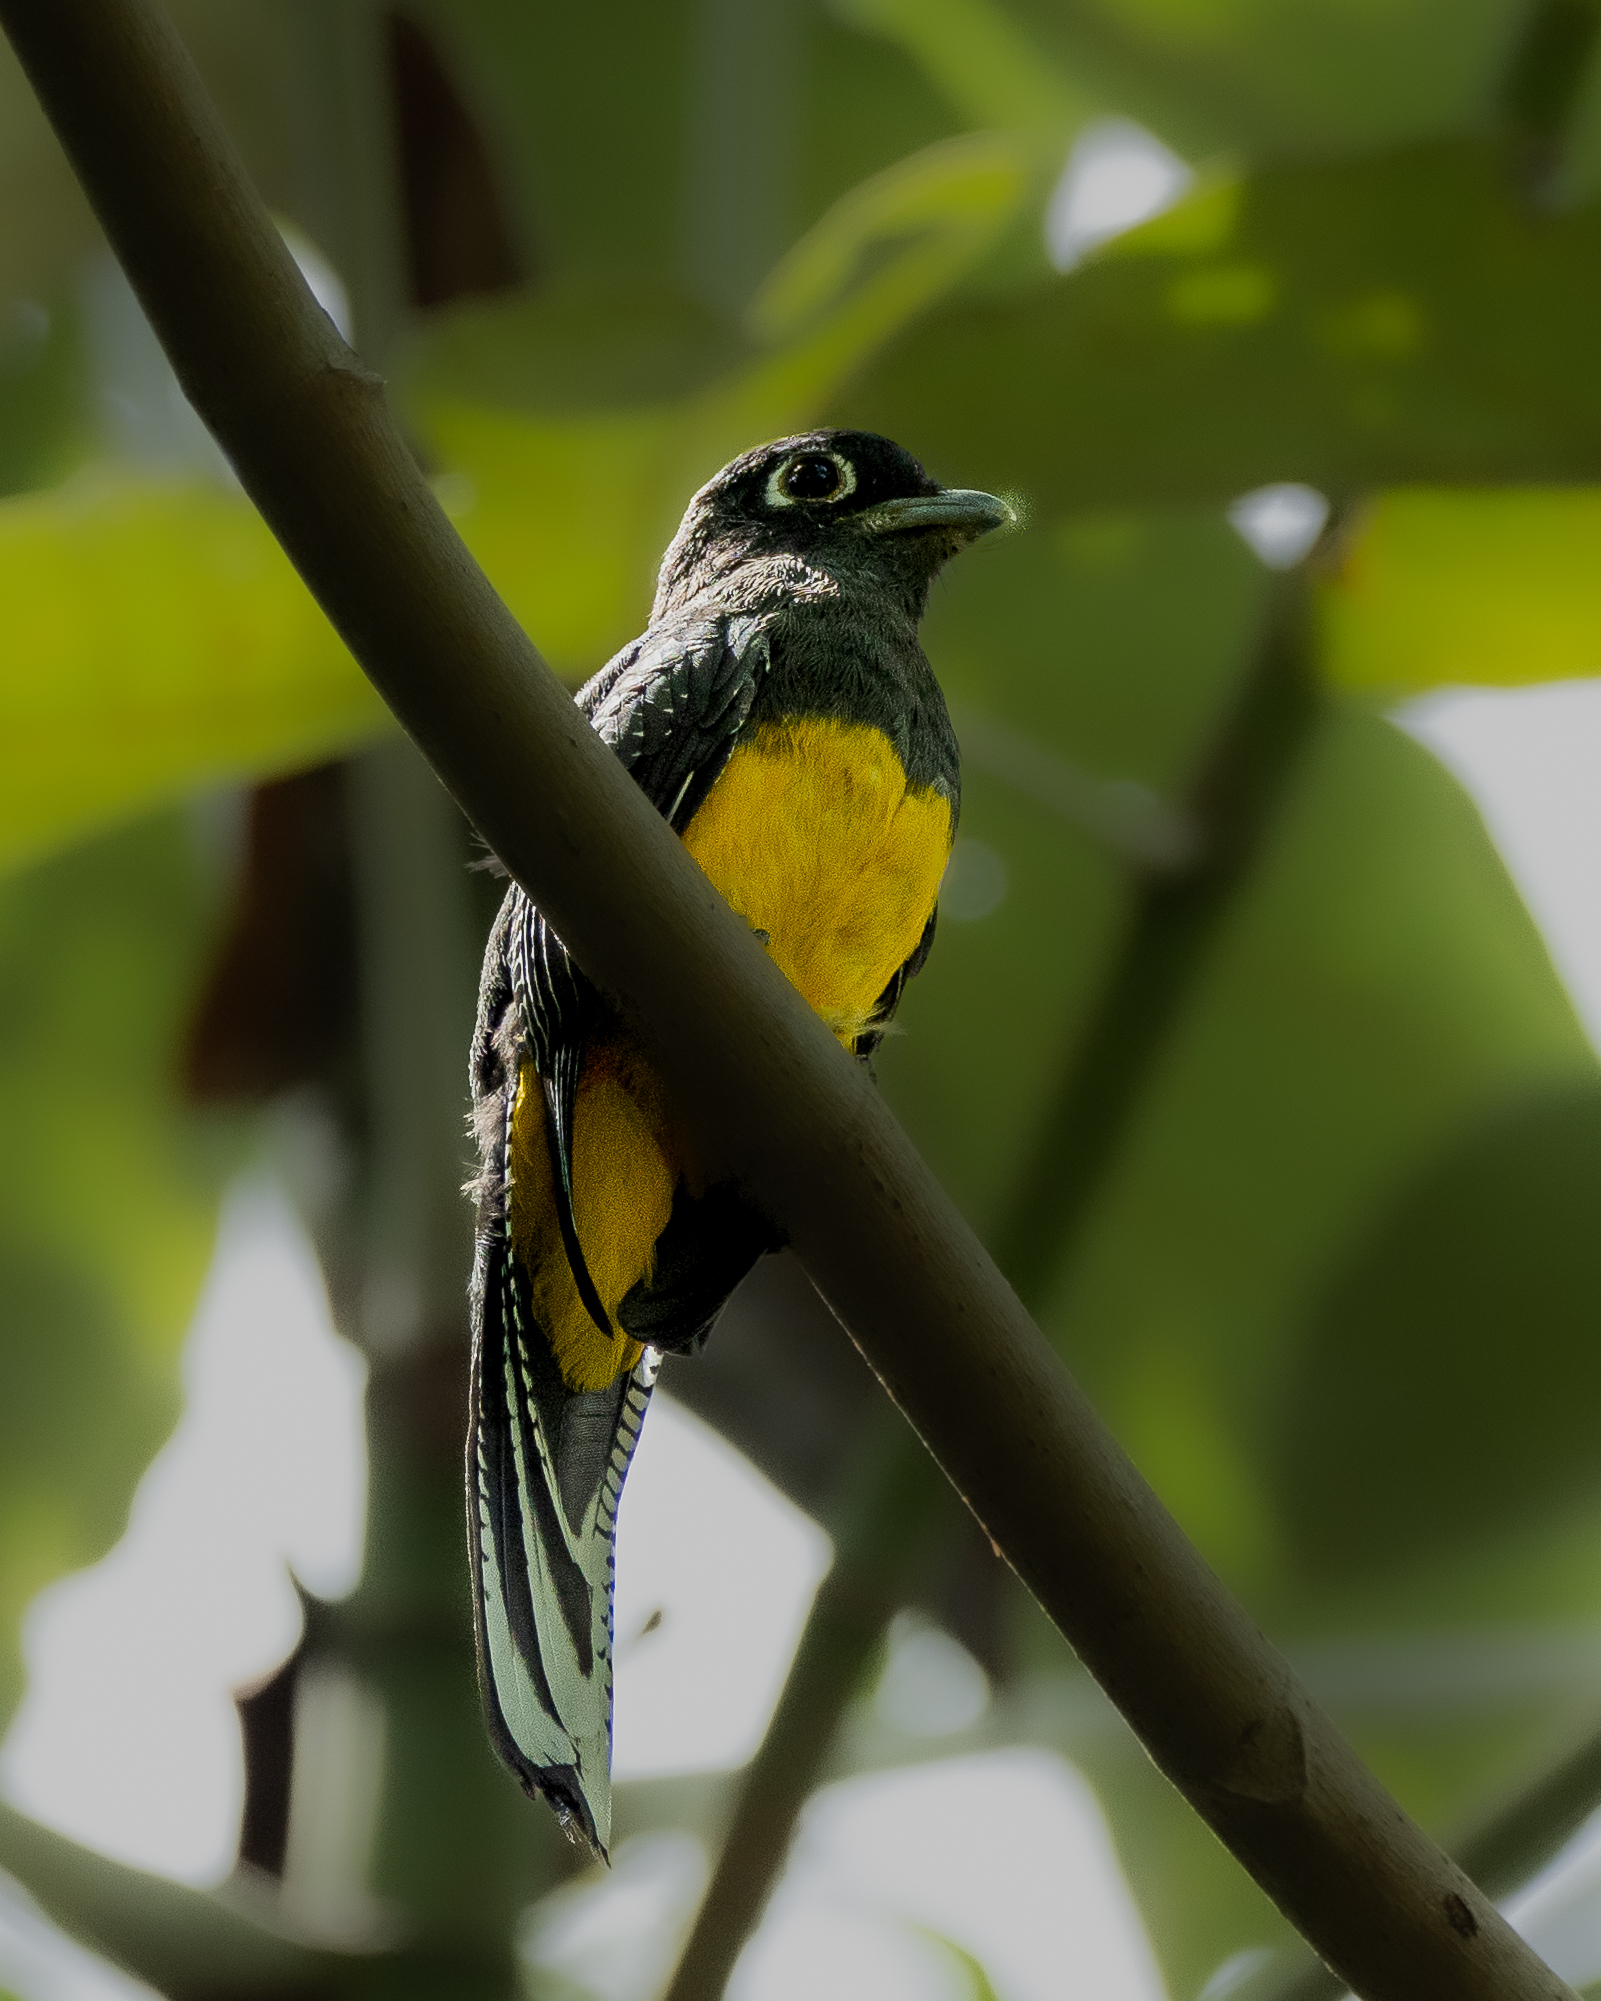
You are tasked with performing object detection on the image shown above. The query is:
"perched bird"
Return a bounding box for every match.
[466,429,1010,1853]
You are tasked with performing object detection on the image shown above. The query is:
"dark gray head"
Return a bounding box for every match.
[652,429,1012,622]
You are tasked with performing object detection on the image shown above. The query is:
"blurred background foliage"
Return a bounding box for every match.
[5,1,1601,1999]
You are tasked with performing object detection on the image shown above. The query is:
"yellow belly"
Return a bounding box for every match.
[509,715,952,1390]
[683,717,953,1044]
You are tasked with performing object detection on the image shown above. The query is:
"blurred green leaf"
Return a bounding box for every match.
[877,507,1601,1990]
[1321,486,1601,696]
[824,0,1097,134]
[747,134,1036,344]
[0,810,239,1729]
[407,133,1033,673]
[1279,1080,1601,1573]
[832,0,1523,158]
[888,507,1269,1222]
[0,476,391,877]
[0,133,1030,878]
[1065,707,1595,1611]
[400,282,754,416]
[0,295,86,501]
[898,522,1596,1608]
[838,140,1601,509]
[1028,0,1522,155]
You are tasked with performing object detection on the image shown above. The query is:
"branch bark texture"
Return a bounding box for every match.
[1260,1709,1601,2001]
[665,583,1324,1999]
[0,3,1578,1996]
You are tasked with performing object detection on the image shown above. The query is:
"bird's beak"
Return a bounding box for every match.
[857,488,1015,540]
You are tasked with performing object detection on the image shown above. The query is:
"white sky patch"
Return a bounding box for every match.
[1198,1949,1276,1999]
[0,1175,366,1886]
[1045,118,1192,271]
[0,1191,827,1895]
[0,1869,163,2001]
[611,1394,832,1781]
[276,223,353,343]
[872,1611,990,1739]
[1228,483,1331,569]
[1400,679,1601,1051]
[730,1749,1168,2001]
[522,1830,709,2001]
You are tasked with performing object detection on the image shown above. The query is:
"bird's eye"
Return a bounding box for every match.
[767,451,857,508]
[783,455,842,498]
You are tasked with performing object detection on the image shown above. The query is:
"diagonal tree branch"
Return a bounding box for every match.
[662,570,1323,1999]
[1254,1706,1601,2001]
[677,7,1601,1982]
[1499,0,1601,196]
[0,2,1579,1995]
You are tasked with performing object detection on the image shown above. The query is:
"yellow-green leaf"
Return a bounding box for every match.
[414,135,1034,674]
[0,474,392,876]
[0,135,1030,875]
[1319,487,1601,697]
[825,0,1094,134]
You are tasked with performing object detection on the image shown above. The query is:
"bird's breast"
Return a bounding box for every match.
[681,715,953,1044]
[507,714,952,1397]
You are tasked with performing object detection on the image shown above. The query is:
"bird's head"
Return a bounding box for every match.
[652,429,1014,620]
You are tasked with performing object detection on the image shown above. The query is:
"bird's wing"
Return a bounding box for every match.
[853,904,940,1061]
[510,614,771,1324]
[618,1175,783,1354]
[467,614,770,1850]
[588,611,771,833]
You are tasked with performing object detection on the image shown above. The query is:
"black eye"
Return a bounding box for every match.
[779,454,845,500]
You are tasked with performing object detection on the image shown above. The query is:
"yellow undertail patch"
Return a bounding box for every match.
[508,1043,677,1393]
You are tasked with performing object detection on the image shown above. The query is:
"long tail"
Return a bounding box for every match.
[467,1091,658,1857]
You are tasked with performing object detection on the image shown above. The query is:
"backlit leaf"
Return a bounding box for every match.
[838,141,1601,508]
[1321,487,1601,696]
[0,475,389,877]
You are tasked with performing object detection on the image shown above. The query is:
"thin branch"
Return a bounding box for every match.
[1498,0,1601,196]
[1456,1720,1601,1902]
[0,3,1578,1995]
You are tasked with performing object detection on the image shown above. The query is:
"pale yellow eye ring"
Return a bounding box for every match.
[766,451,857,508]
